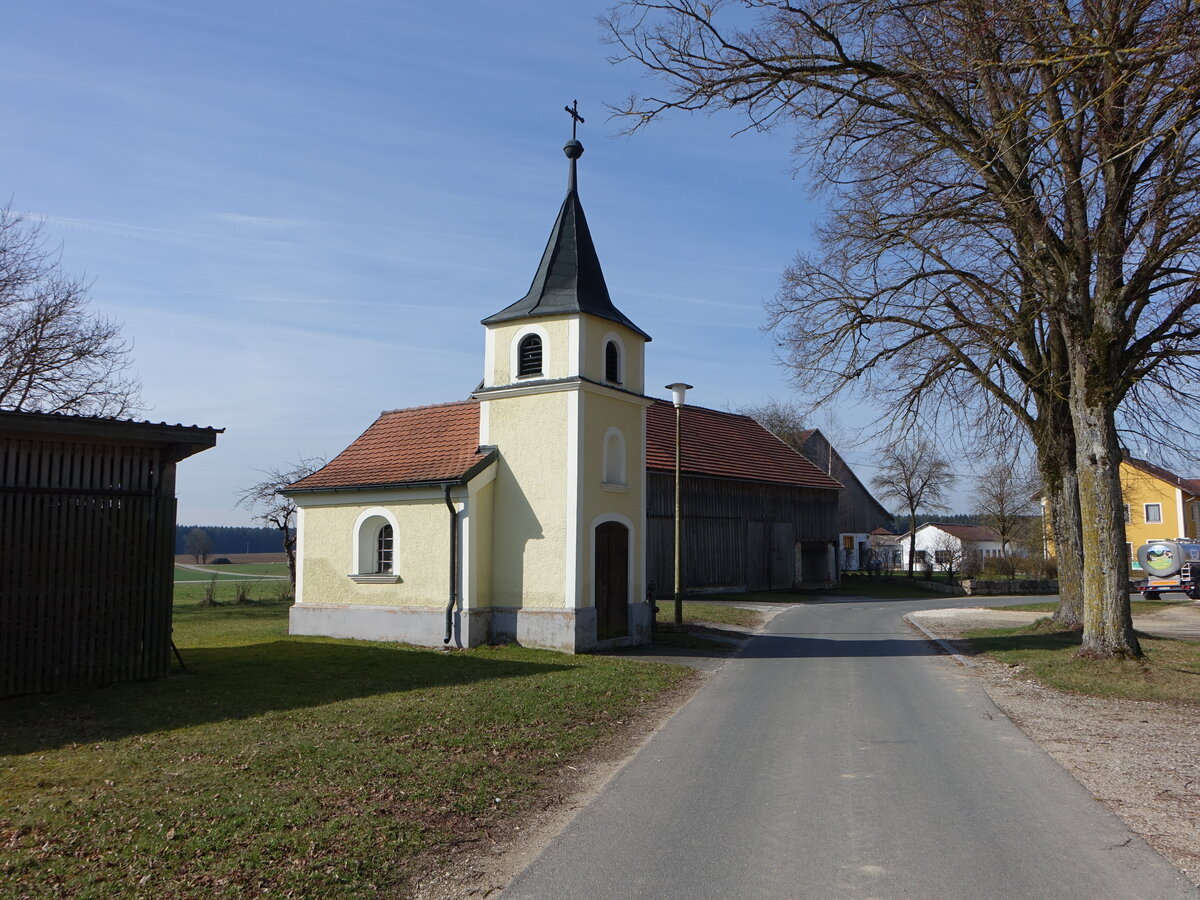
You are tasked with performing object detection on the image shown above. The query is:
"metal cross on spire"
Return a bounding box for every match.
[564,100,585,140]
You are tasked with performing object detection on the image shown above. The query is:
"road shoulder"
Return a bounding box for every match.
[909,607,1200,889]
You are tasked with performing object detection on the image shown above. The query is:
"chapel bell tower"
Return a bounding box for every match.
[473,105,652,652]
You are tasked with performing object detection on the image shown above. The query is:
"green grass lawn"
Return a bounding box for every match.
[648,603,764,652]
[655,602,764,628]
[173,579,292,606]
[1,600,691,898]
[962,623,1200,704]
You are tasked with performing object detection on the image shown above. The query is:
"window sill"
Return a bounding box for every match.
[601,483,629,493]
[348,573,402,584]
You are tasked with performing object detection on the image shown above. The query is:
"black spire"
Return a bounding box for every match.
[482,107,650,341]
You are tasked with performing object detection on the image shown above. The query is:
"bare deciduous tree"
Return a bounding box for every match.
[604,0,1200,656]
[929,529,966,585]
[184,527,215,565]
[0,205,141,416]
[870,439,956,578]
[237,457,326,587]
[738,398,811,454]
[971,461,1039,577]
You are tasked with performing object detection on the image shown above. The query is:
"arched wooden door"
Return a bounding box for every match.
[595,522,629,641]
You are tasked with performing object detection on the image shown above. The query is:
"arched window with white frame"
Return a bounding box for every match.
[350,508,401,582]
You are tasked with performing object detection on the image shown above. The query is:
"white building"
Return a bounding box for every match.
[898,523,1005,573]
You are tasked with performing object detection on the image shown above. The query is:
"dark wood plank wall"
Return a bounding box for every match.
[798,433,892,535]
[647,472,838,594]
[0,436,177,698]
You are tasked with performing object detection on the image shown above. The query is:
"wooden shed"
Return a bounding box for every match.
[0,410,220,697]
[646,401,842,595]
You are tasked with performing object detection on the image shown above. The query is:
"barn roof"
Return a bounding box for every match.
[289,397,844,494]
[286,400,496,492]
[646,400,842,490]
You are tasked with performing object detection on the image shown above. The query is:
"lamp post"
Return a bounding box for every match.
[665,382,692,628]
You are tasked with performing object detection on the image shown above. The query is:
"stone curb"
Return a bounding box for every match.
[903,613,978,668]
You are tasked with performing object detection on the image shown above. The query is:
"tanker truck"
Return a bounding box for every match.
[1134,539,1200,600]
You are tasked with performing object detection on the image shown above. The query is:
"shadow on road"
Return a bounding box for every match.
[739,632,940,659]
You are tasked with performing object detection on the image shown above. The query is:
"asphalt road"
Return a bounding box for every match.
[503,596,1198,899]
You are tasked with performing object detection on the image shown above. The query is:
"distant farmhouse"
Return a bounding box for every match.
[284,136,851,653]
[1,410,219,697]
[898,523,1005,574]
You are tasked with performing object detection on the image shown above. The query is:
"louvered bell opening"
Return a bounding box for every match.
[605,341,620,383]
[518,335,542,377]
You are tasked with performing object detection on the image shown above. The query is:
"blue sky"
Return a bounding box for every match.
[5,1,954,525]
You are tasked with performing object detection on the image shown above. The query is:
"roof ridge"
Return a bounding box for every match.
[649,397,756,420]
[380,398,477,416]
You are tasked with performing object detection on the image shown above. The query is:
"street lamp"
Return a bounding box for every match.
[665,382,692,628]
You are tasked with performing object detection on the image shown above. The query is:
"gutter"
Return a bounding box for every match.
[443,485,459,645]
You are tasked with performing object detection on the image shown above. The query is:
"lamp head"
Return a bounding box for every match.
[665,382,693,408]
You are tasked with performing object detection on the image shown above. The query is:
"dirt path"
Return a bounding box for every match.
[175,563,287,580]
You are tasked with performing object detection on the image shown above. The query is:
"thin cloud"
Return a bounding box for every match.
[213,212,315,228]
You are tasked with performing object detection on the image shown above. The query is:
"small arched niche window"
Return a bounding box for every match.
[605,340,621,384]
[603,427,627,487]
[518,334,543,377]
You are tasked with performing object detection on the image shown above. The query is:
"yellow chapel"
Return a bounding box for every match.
[283,134,653,652]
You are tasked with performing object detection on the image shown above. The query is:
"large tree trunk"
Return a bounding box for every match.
[1070,399,1140,657]
[1033,420,1084,629]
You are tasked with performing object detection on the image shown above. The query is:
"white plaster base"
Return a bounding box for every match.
[289,602,653,654]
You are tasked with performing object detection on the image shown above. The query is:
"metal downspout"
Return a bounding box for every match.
[443,485,459,644]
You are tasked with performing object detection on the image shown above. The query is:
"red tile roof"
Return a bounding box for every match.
[289,397,844,493]
[287,400,490,491]
[647,400,842,490]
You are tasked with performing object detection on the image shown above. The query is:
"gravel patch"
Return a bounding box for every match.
[912,608,1200,888]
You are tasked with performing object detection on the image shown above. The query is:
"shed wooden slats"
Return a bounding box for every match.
[647,473,839,594]
[1,437,176,697]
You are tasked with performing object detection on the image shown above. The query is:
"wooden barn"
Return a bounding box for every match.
[794,428,893,570]
[0,410,220,697]
[646,401,843,595]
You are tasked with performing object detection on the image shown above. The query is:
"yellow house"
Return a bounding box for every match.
[1121,455,1200,569]
[282,134,653,653]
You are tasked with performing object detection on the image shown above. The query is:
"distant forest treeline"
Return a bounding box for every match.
[175,525,285,554]
[888,513,1043,535]
[888,513,982,534]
